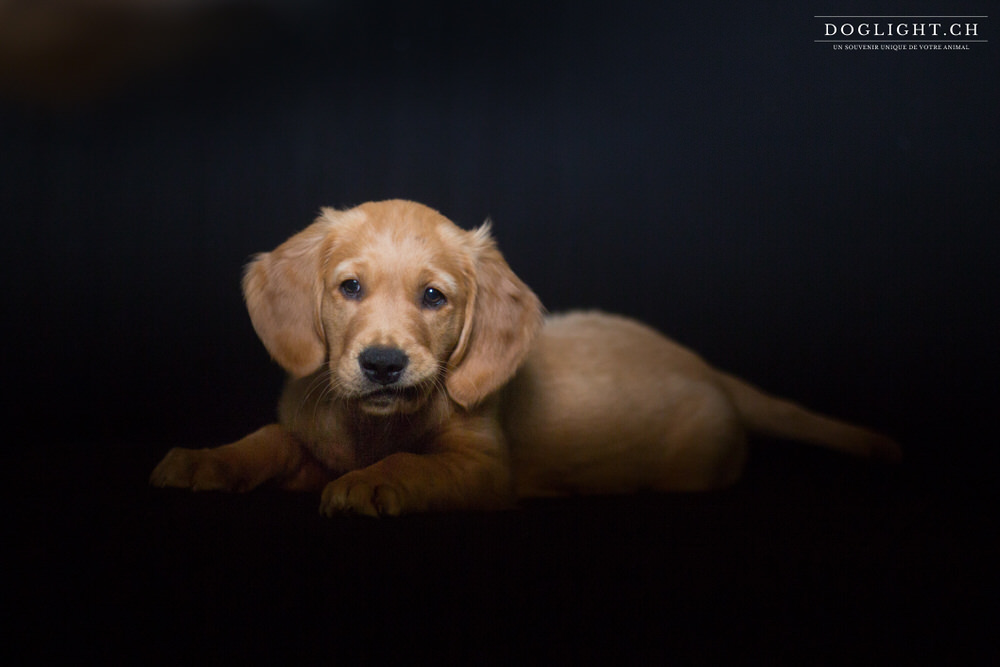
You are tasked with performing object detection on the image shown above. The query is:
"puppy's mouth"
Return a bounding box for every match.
[357,383,428,411]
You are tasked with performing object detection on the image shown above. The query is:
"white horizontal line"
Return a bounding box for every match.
[814,16,988,18]
[815,40,988,42]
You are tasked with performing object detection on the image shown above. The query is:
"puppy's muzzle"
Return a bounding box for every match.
[359,346,409,386]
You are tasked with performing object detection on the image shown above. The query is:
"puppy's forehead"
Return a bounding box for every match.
[325,202,468,277]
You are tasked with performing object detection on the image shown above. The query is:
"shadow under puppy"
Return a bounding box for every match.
[151,200,901,516]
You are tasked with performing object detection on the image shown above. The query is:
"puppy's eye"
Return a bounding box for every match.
[422,287,447,309]
[340,279,362,299]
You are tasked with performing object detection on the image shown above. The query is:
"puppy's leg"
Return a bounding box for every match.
[320,422,513,517]
[150,424,329,493]
[320,450,511,517]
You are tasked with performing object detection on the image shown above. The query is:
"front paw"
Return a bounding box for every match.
[320,472,405,518]
[150,447,239,492]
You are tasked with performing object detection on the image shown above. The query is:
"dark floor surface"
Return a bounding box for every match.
[10,437,997,665]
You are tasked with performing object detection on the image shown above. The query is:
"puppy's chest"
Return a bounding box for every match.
[294,416,435,472]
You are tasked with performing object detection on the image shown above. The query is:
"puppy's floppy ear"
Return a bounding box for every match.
[242,212,338,377]
[447,223,544,409]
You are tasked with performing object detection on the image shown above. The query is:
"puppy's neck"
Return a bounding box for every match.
[338,389,450,463]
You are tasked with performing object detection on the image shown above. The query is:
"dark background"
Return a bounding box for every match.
[5,1,998,663]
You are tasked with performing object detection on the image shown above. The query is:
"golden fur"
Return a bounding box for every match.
[151,200,901,515]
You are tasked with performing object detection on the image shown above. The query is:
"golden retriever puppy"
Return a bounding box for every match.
[151,200,901,515]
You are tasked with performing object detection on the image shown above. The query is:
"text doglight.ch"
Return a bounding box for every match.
[823,21,981,38]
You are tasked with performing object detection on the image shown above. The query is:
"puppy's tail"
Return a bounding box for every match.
[715,372,902,463]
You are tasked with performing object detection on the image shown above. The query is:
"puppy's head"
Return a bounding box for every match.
[243,200,543,414]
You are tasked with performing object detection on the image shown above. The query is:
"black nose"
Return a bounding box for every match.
[359,346,409,385]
